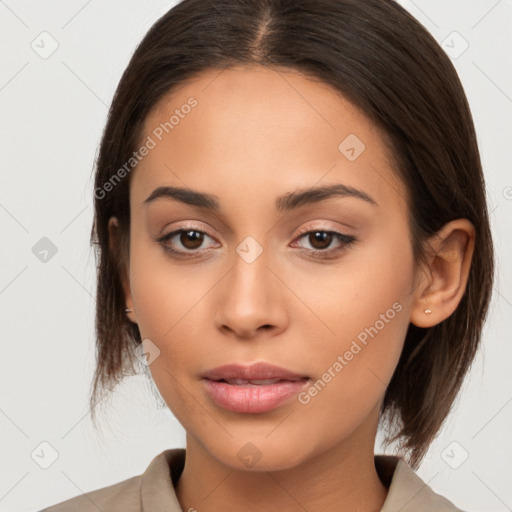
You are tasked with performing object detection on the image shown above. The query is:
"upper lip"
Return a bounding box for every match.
[202,362,309,381]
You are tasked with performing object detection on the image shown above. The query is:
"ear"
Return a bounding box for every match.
[108,216,137,324]
[410,219,475,328]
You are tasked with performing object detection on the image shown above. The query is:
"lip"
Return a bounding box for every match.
[201,362,309,381]
[201,362,311,413]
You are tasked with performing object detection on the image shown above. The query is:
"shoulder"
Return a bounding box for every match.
[39,448,185,512]
[376,455,466,511]
[40,473,143,512]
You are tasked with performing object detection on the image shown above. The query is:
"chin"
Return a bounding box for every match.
[206,436,311,472]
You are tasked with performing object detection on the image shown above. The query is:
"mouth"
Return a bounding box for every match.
[200,363,311,413]
[201,361,310,382]
[209,377,309,386]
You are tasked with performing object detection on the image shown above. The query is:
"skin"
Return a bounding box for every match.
[109,65,475,511]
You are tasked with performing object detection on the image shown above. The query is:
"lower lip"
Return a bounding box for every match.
[202,378,310,413]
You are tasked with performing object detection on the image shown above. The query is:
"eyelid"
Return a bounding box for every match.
[158,221,351,241]
[158,221,217,240]
[157,221,357,257]
[292,224,356,249]
[294,222,353,238]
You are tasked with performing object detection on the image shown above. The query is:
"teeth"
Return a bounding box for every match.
[249,379,281,385]
[220,378,305,385]
[224,378,282,385]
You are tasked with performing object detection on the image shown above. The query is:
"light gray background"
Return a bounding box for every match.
[1,1,511,511]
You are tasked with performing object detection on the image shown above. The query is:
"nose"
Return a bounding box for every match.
[214,242,288,340]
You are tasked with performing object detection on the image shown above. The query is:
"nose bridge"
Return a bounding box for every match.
[230,234,272,300]
[215,233,284,334]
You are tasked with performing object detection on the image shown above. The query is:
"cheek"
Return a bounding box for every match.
[129,232,195,338]
[128,243,202,418]
[128,236,218,390]
[295,294,411,445]
[296,224,414,343]
[295,230,414,406]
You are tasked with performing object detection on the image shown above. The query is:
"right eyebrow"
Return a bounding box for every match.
[143,186,221,210]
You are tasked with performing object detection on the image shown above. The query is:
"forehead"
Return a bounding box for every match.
[132,65,405,210]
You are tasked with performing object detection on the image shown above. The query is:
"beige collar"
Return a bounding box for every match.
[140,448,463,511]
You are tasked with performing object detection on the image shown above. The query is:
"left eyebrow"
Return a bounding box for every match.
[142,183,378,211]
[275,183,378,212]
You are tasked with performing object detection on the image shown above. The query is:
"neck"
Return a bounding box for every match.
[175,415,388,512]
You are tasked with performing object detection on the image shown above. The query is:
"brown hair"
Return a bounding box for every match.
[89,0,494,468]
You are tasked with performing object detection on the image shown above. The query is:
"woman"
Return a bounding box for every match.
[41,0,494,510]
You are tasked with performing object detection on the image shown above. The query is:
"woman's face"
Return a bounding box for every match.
[121,65,420,470]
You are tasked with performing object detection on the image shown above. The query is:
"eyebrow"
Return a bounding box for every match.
[143,183,378,212]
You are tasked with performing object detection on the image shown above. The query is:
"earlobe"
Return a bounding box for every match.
[410,219,475,328]
[108,216,137,324]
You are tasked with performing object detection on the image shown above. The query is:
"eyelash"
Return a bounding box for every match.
[157,225,357,259]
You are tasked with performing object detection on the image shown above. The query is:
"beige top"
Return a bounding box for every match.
[40,448,464,511]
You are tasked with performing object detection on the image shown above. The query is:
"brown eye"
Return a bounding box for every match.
[307,231,334,250]
[157,228,218,255]
[179,230,204,249]
[293,228,357,258]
